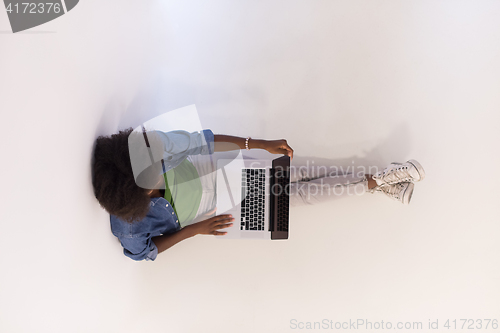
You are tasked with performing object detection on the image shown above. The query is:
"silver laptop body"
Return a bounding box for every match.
[216,158,273,240]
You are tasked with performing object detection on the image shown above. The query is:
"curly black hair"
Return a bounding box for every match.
[91,128,151,223]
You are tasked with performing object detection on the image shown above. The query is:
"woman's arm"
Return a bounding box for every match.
[214,134,294,159]
[151,213,234,254]
[151,226,198,254]
[214,134,265,151]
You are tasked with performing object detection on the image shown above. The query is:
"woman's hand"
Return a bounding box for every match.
[189,212,234,236]
[262,139,294,160]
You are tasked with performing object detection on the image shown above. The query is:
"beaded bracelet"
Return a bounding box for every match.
[245,137,251,150]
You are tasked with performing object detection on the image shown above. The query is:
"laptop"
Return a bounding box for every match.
[216,155,290,240]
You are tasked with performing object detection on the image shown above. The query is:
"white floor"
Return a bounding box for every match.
[1,1,500,332]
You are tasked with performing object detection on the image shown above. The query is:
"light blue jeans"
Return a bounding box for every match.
[288,168,368,206]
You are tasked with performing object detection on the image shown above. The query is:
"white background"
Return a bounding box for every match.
[1,1,499,332]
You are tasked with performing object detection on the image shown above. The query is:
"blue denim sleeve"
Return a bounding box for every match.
[118,234,158,261]
[150,129,214,159]
[201,129,215,154]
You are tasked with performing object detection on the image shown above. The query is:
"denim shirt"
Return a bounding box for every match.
[110,129,215,261]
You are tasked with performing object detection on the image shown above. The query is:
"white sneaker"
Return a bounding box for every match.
[370,182,414,204]
[373,159,425,185]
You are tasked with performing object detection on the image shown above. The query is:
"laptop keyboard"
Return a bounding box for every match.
[240,168,266,231]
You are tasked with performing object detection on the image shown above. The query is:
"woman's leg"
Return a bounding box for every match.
[288,161,377,206]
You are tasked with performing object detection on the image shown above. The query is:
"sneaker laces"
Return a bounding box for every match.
[369,183,405,200]
[376,164,413,183]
